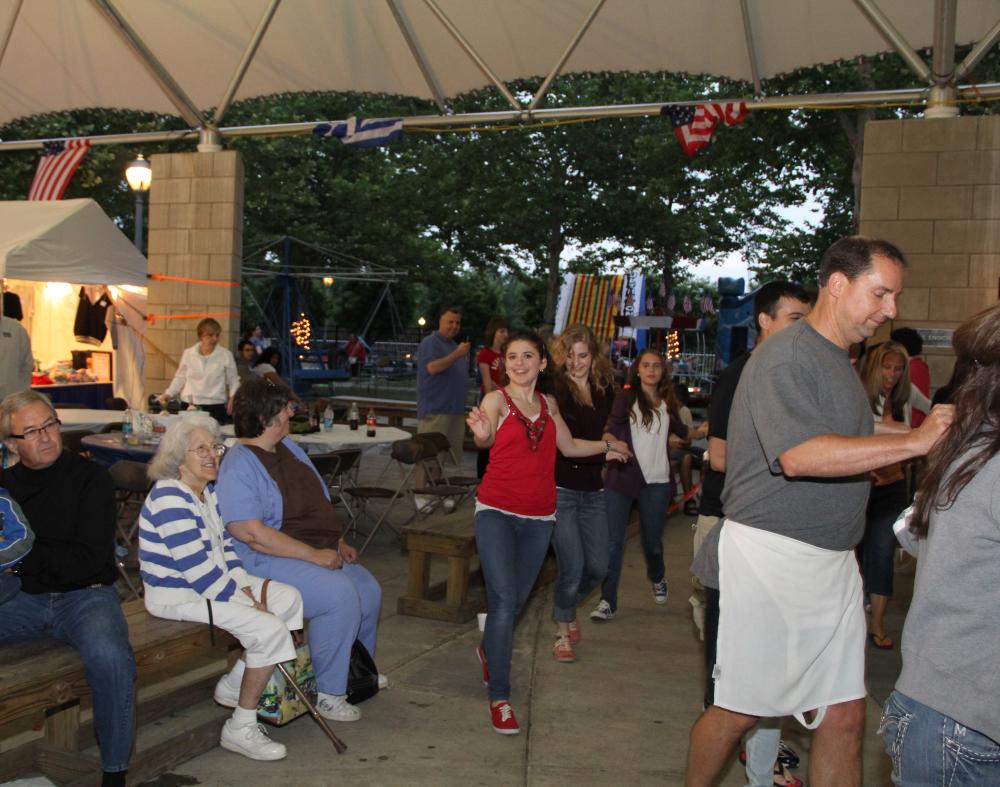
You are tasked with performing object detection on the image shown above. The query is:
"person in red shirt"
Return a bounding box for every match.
[891,327,930,427]
[344,334,368,377]
[466,331,629,735]
[475,317,508,478]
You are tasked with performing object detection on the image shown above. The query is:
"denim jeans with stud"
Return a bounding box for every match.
[880,690,1000,786]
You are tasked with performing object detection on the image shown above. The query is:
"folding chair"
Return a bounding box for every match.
[108,459,152,599]
[413,431,478,508]
[343,438,455,554]
[309,449,363,538]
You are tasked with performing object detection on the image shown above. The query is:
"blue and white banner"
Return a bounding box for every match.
[314,116,404,148]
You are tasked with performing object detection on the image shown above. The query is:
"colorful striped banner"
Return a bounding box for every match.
[565,274,624,339]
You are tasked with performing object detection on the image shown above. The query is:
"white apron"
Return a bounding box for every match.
[714,520,866,728]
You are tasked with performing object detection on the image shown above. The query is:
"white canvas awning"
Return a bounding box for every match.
[1,0,999,139]
[0,199,147,287]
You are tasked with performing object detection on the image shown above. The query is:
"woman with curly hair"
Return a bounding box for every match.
[591,348,688,621]
[546,325,616,662]
[859,340,912,649]
[879,304,996,785]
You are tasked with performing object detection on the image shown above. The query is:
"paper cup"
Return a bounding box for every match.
[477,612,487,632]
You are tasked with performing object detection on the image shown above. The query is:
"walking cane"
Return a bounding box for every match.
[256,580,347,753]
[274,662,347,754]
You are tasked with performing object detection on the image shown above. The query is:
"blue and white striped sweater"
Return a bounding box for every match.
[139,480,250,606]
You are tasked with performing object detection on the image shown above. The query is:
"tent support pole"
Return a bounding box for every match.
[0,0,23,72]
[852,0,932,84]
[528,0,607,111]
[956,16,1000,80]
[6,82,1000,152]
[89,0,207,129]
[213,0,282,127]
[386,0,447,113]
[421,0,522,112]
[926,0,959,118]
[739,0,763,98]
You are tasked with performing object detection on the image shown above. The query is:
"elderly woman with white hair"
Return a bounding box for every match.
[138,414,303,762]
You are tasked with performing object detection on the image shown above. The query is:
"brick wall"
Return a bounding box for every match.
[860,116,1000,387]
[143,151,244,398]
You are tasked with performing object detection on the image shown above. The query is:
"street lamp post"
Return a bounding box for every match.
[125,154,152,252]
[417,316,426,341]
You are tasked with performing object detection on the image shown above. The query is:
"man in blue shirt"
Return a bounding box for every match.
[416,307,471,468]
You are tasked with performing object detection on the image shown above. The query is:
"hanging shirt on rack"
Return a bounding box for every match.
[73,286,112,346]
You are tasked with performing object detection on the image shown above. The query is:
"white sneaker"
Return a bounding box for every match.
[317,693,362,722]
[220,719,286,761]
[589,599,615,621]
[378,673,390,690]
[442,497,456,513]
[214,671,241,709]
[653,580,669,605]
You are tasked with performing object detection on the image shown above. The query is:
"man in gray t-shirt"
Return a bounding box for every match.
[685,237,954,787]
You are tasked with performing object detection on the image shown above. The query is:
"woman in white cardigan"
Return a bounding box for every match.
[138,415,303,762]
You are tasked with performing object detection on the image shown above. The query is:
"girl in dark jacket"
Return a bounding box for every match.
[591,349,688,620]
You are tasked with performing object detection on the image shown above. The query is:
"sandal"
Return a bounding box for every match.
[773,762,803,787]
[869,632,894,650]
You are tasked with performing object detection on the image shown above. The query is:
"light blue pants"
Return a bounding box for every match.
[241,551,382,695]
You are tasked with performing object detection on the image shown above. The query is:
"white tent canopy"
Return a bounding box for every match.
[1,0,999,140]
[0,199,147,287]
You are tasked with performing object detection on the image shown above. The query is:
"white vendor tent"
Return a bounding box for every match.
[0,199,147,287]
[0,199,148,408]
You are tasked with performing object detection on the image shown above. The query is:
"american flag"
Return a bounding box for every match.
[314,116,403,148]
[28,139,91,200]
[662,102,747,157]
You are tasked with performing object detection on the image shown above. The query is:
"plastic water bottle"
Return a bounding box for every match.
[121,409,133,445]
[348,402,360,431]
[366,408,376,438]
[323,404,334,432]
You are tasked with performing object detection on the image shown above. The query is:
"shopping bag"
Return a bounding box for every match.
[257,639,316,726]
[347,639,379,705]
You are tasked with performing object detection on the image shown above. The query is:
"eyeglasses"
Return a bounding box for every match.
[188,444,226,459]
[9,419,61,441]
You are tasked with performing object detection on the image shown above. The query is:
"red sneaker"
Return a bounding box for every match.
[490,701,520,735]
[552,635,576,663]
[567,619,582,644]
[476,644,489,687]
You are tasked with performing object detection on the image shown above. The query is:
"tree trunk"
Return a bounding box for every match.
[542,224,565,330]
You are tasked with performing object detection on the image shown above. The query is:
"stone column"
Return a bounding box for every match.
[860,116,1000,386]
[143,151,243,399]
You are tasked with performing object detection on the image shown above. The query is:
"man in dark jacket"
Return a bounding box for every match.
[0,389,135,787]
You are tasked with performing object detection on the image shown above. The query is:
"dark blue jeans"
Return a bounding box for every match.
[861,480,908,597]
[474,508,553,702]
[551,488,608,623]
[601,483,672,611]
[880,690,1000,786]
[0,585,136,772]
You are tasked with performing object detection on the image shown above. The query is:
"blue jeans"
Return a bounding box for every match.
[880,690,1000,786]
[474,508,553,702]
[240,550,382,696]
[551,488,608,623]
[0,586,136,772]
[601,483,672,611]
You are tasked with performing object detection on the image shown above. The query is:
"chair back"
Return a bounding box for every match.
[109,460,153,494]
[390,438,428,465]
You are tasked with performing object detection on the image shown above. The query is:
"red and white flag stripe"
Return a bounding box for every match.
[28,139,91,200]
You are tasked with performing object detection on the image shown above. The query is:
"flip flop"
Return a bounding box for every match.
[869,632,894,650]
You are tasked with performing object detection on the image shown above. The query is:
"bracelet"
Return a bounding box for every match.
[604,440,613,453]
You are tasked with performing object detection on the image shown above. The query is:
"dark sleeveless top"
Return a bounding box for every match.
[245,442,341,549]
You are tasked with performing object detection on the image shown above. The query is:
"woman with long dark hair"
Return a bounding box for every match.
[859,341,912,649]
[591,348,688,621]
[546,325,616,662]
[466,330,629,734]
[879,304,995,785]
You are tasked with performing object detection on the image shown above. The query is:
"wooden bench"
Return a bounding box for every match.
[0,598,239,786]
[397,517,557,624]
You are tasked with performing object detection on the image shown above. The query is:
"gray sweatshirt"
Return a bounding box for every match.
[896,447,1000,744]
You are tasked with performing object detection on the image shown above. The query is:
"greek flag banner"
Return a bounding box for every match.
[313,116,404,148]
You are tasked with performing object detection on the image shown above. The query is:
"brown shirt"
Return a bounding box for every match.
[245,443,341,549]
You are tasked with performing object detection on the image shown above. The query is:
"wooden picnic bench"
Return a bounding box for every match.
[0,598,239,786]
[397,517,556,624]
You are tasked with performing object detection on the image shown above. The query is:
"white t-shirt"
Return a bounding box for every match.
[630,401,670,484]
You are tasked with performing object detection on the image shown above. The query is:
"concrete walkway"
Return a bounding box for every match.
[133,448,896,787]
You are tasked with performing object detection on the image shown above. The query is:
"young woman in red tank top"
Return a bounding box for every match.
[466,331,630,735]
